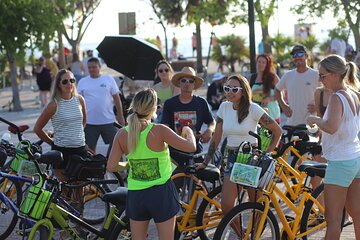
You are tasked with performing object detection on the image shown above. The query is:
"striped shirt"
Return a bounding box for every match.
[51,96,86,148]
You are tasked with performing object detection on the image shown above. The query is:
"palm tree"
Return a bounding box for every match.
[268,33,294,68]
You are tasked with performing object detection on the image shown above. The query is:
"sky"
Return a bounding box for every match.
[74,0,344,57]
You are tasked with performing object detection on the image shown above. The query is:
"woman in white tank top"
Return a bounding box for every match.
[307,54,360,240]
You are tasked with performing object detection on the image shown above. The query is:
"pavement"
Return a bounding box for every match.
[0,62,357,239]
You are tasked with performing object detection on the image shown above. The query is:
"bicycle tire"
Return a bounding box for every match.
[213,202,280,240]
[196,185,222,240]
[0,177,22,240]
[171,173,207,202]
[81,183,109,225]
[299,183,345,239]
[103,171,125,192]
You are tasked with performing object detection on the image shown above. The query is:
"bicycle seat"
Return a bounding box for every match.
[294,141,322,155]
[8,125,29,134]
[187,164,220,183]
[102,187,127,206]
[282,124,307,132]
[38,150,63,167]
[298,161,327,178]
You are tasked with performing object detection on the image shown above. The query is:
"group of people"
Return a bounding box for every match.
[33,43,360,239]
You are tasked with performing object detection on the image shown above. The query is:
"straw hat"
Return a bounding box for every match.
[171,67,204,89]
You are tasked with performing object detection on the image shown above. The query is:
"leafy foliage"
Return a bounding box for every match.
[292,0,360,50]
[212,34,249,71]
[268,33,294,65]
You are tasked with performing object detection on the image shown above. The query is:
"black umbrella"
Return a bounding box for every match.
[97,35,164,80]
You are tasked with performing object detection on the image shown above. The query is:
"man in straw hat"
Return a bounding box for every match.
[161,67,215,166]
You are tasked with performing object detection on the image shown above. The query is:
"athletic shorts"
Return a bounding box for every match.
[84,123,118,149]
[324,156,360,187]
[126,179,180,223]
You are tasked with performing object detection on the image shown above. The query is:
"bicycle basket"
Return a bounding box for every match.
[19,174,51,220]
[17,160,47,178]
[258,126,272,152]
[256,154,276,191]
[10,140,32,172]
[235,141,252,164]
[65,153,107,179]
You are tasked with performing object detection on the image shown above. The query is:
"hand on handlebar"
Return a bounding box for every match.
[194,162,207,171]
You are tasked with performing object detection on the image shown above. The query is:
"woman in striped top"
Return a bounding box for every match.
[34,69,87,181]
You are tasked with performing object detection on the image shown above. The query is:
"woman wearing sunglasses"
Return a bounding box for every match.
[153,60,180,121]
[34,69,87,181]
[197,74,282,216]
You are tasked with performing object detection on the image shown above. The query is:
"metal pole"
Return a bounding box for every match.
[248,0,256,74]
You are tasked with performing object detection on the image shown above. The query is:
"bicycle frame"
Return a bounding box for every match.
[253,182,325,239]
[175,179,222,234]
[28,202,125,240]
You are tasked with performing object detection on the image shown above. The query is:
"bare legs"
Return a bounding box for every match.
[39,90,49,107]
[324,178,360,240]
[130,216,176,240]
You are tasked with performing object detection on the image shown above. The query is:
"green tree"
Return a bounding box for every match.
[56,0,101,55]
[233,0,277,54]
[0,0,61,111]
[268,33,294,67]
[292,0,360,50]
[212,34,249,72]
[151,0,236,73]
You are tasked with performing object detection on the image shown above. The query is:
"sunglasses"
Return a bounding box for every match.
[180,78,195,84]
[61,78,76,85]
[158,68,169,73]
[319,73,331,80]
[292,52,305,58]
[223,85,242,94]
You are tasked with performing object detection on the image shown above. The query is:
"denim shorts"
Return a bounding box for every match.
[126,179,180,223]
[224,151,237,176]
[324,157,360,187]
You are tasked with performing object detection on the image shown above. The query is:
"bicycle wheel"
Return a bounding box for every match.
[103,171,125,192]
[81,183,109,225]
[299,183,345,239]
[171,173,206,203]
[196,185,222,240]
[214,202,280,240]
[0,177,22,240]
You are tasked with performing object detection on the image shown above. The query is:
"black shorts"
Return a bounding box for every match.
[126,179,180,223]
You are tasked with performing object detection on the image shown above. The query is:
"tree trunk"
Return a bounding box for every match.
[70,40,80,56]
[262,26,272,54]
[352,27,360,51]
[160,22,168,60]
[58,29,66,69]
[195,22,203,73]
[7,52,22,111]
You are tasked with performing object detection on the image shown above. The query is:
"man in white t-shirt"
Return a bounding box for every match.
[329,38,346,57]
[77,57,125,156]
[275,45,320,126]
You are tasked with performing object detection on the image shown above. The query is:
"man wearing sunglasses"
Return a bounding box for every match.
[161,67,215,166]
[77,57,125,156]
[275,45,320,126]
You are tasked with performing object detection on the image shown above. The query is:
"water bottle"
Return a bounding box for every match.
[1,131,11,144]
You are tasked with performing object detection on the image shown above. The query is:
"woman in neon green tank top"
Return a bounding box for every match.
[107,88,196,239]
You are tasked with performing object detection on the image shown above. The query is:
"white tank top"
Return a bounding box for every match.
[322,91,360,161]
